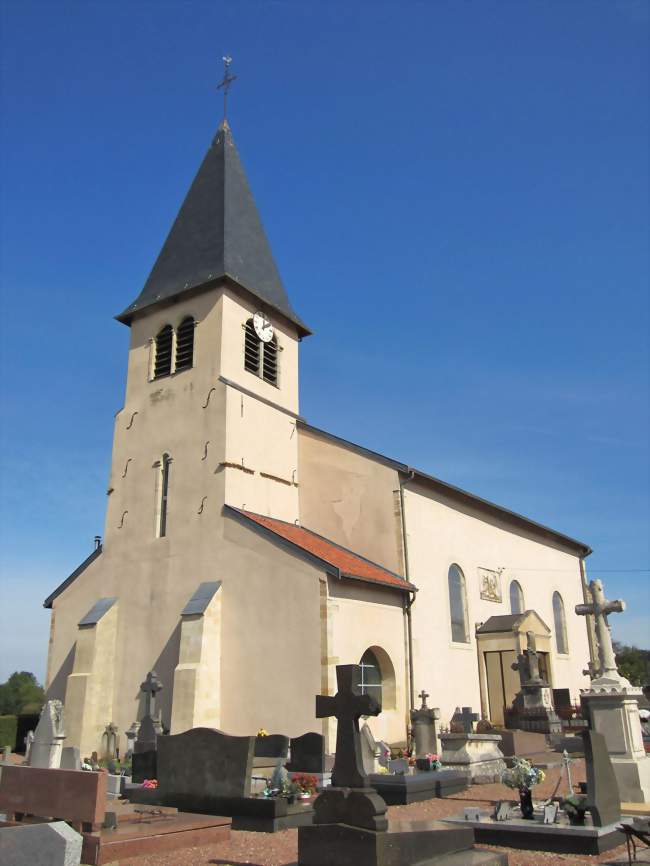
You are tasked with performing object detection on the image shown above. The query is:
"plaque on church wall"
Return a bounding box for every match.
[478,567,502,603]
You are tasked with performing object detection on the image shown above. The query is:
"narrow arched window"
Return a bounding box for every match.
[156,453,171,538]
[510,580,525,614]
[448,564,470,643]
[154,325,173,379]
[262,335,278,385]
[244,319,260,375]
[175,316,195,372]
[553,591,568,654]
[359,648,382,706]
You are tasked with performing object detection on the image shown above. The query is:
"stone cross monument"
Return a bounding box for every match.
[313,664,388,832]
[510,631,561,734]
[410,689,441,757]
[576,578,650,803]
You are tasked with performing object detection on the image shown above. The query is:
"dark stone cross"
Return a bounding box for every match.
[316,664,380,788]
[141,670,163,718]
[453,706,479,734]
[418,689,429,709]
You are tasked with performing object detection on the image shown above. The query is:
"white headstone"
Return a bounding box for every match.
[29,700,66,769]
[0,821,82,866]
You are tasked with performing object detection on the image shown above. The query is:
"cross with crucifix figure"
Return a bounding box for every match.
[575,579,625,683]
[418,689,430,709]
[316,664,381,788]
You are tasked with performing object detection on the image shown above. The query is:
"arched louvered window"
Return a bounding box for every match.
[154,325,173,379]
[244,319,260,374]
[175,316,195,372]
[553,591,569,654]
[510,580,525,614]
[262,336,278,385]
[448,564,470,643]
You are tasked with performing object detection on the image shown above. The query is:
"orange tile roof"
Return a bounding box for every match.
[236,509,416,593]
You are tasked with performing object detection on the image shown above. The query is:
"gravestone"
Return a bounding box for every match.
[410,689,440,757]
[101,722,119,760]
[577,578,650,802]
[23,730,34,761]
[157,727,255,799]
[132,671,163,782]
[29,700,66,769]
[451,706,479,734]
[581,729,621,826]
[510,632,562,734]
[360,722,381,775]
[254,734,289,761]
[60,746,81,770]
[124,721,139,758]
[553,688,572,718]
[286,732,328,774]
[0,821,82,866]
[440,732,506,784]
[377,739,391,768]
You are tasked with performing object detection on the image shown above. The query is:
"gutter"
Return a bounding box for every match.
[399,470,417,721]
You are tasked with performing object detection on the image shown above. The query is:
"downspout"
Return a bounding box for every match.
[399,470,416,716]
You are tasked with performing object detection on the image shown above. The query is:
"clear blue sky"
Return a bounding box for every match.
[1,1,648,683]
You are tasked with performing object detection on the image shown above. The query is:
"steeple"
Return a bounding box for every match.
[117,121,310,336]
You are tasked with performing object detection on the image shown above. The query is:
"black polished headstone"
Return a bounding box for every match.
[581,729,621,827]
[286,732,327,774]
[157,727,255,798]
[254,734,289,759]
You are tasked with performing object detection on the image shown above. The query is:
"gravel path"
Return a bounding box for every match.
[103,761,640,866]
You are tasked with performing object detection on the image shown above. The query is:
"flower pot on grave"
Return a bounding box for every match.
[519,788,534,820]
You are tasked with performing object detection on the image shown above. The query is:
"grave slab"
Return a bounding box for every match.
[0,821,82,866]
[367,769,467,805]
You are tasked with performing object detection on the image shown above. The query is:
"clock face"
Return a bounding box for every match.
[253,312,274,343]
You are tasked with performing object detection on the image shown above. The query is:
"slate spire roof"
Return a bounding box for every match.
[117,120,310,335]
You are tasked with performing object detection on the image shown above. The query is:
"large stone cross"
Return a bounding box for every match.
[316,664,381,788]
[140,671,163,718]
[576,579,625,683]
[418,689,430,709]
[452,706,479,734]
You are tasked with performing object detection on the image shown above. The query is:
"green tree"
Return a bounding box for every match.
[613,642,650,687]
[0,671,45,715]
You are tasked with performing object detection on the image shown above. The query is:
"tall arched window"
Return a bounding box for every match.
[510,580,525,614]
[553,591,568,654]
[154,325,173,379]
[448,564,470,643]
[175,316,195,371]
[156,453,171,538]
[359,648,382,706]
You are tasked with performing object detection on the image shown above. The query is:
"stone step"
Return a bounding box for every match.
[425,849,508,865]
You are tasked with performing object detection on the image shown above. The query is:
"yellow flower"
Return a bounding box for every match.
[257,728,268,737]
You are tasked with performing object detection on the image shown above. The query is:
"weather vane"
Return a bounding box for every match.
[217,55,237,120]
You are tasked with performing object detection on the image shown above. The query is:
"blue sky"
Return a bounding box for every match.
[0,1,648,683]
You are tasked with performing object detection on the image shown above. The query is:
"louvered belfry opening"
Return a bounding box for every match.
[154,325,173,378]
[244,319,260,374]
[262,337,278,385]
[175,316,195,371]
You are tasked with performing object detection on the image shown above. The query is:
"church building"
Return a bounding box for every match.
[43,116,597,758]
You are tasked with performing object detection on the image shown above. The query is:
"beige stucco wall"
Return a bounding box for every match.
[298,428,404,574]
[325,579,408,746]
[404,481,590,726]
[47,513,326,753]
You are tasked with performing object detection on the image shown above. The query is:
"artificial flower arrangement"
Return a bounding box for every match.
[501,757,545,820]
[291,774,319,796]
[142,779,158,789]
[424,753,441,770]
[560,794,588,825]
[257,728,269,737]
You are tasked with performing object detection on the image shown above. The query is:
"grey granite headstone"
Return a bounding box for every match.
[581,729,621,827]
[360,723,380,775]
[60,746,80,770]
[286,732,327,773]
[410,689,441,757]
[0,821,82,866]
[157,727,255,798]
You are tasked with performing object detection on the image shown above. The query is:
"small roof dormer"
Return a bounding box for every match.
[117,120,310,337]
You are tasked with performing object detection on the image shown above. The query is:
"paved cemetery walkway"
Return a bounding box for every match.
[100,760,640,866]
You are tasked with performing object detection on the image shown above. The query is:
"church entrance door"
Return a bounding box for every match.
[484,650,519,726]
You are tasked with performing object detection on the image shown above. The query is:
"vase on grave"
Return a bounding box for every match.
[519,788,534,820]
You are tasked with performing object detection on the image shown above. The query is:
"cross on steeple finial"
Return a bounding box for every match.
[217,55,237,121]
